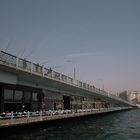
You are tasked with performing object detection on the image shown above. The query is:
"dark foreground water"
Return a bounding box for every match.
[1,109,140,140]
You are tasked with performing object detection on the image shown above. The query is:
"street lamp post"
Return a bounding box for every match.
[74,67,76,80]
[66,60,76,80]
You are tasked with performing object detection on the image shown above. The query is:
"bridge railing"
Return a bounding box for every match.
[0,51,132,105]
[32,63,43,74]
[0,107,133,127]
[53,71,61,80]
[0,51,16,66]
[18,58,31,71]
[44,68,52,78]
[67,77,73,85]
[61,74,67,82]
[0,51,94,93]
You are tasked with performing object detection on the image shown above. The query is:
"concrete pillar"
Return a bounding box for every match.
[16,57,19,69]
[37,92,44,111]
[30,63,33,73]
[30,92,33,111]
[42,66,44,77]
[0,86,4,113]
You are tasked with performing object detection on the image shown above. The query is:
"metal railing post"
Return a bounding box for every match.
[27,111,30,121]
[42,66,44,77]
[40,110,42,121]
[16,57,19,69]
[30,63,33,73]
[11,111,14,124]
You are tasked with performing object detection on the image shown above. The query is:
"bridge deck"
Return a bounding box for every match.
[0,51,132,105]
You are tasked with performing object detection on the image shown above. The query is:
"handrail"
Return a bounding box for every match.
[0,107,132,120]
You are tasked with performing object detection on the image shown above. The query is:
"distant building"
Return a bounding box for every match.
[119,91,129,101]
[119,90,140,105]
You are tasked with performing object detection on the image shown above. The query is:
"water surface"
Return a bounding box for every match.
[1,109,140,140]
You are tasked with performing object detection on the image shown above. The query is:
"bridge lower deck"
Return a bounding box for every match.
[0,107,132,129]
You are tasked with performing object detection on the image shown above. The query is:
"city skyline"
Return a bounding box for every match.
[0,0,140,93]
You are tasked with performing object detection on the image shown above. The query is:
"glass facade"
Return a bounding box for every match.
[32,92,38,101]
[2,87,105,112]
[14,90,23,100]
[4,89,13,100]
[24,91,31,101]
[43,90,64,110]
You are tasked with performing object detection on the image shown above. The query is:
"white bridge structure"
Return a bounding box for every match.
[0,51,132,113]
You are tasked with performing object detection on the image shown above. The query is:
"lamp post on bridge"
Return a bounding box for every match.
[65,60,76,80]
[40,59,77,80]
[74,67,76,80]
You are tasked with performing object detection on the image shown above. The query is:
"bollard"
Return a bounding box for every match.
[11,111,14,124]
[27,111,30,121]
[40,110,42,121]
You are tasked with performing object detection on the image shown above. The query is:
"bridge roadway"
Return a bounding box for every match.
[0,51,132,106]
[0,107,132,128]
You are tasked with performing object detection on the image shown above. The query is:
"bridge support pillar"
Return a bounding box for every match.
[63,96,71,110]
[37,92,44,111]
[0,86,4,113]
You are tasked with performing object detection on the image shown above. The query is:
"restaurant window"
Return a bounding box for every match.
[14,90,23,100]
[4,89,13,100]
[24,91,31,101]
[32,92,38,101]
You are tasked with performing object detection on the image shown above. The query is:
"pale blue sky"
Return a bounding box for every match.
[0,0,140,93]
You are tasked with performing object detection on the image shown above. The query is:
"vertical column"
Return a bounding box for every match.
[63,96,71,110]
[22,91,25,112]
[59,73,62,81]
[30,92,33,111]
[51,70,54,78]
[37,92,44,111]
[30,63,33,74]
[16,57,19,69]
[0,86,4,113]
[42,66,44,77]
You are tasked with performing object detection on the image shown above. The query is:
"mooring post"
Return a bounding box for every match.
[40,110,42,121]
[27,111,30,121]
[11,111,14,124]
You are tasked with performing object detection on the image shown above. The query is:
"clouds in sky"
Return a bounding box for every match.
[66,52,104,58]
